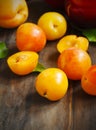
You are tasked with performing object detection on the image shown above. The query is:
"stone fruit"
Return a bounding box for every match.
[7,51,39,75]
[38,12,67,41]
[0,0,28,28]
[35,68,68,101]
[57,35,89,53]
[16,22,46,52]
[81,65,96,96]
[57,47,92,80]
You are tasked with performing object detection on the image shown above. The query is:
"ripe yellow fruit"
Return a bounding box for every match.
[38,12,67,40]
[7,51,39,75]
[35,68,68,101]
[57,35,89,53]
[0,0,28,28]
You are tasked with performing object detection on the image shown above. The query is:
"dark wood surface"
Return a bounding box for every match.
[0,1,96,130]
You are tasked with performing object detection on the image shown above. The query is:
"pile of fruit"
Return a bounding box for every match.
[0,0,96,101]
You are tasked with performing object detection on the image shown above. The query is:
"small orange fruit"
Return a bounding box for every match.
[16,22,46,52]
[81,65,96,96]
[35,68,68,101]
[57,47,92,80]
[7,51,39,75]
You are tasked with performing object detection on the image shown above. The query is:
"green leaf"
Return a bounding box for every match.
[33,62,46,73]
[82,29,96,42]
[0,42,9,59]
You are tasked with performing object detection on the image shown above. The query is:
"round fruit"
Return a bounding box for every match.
[16,22,46,52]
[38,12,67,41]
[35,68,68,101]
[57,35,89,53]
[7,51,39,75]
[57,47,92,80]
[0,0,28,28]
[81,65,96,96]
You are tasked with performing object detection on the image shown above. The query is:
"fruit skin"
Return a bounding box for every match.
[7,51,39,75]
[57,35,89,53]
[57,47,92,80]
[16,23,46,52]
[38,12,67,41]
[65,0,96,28]
[0,0,28,28]
[35,68,68,101]
[81,65,96,96]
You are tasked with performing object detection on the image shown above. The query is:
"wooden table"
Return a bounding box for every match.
[0,1,96,130]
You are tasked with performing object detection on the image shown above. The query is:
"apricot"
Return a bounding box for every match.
[16,22,46,52]
[57,35,89,53]
[38,12,67,40]
[7,51,39,75]
[81,65,96,96]
[0,0,28,28]
[57,47,92,80]
[35,68,68,101]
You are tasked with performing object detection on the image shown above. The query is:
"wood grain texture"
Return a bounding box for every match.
[0,1,96,130]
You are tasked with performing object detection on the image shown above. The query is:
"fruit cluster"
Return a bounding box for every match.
[7,11,96,101]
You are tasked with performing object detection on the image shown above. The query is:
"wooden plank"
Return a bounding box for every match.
[0,1,96,130]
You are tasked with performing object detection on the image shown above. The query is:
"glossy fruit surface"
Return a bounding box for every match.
[38,12,67,41]
[7,51,39,75]
[35,68,68,101]
[57,47,92,80]
[16,22,46,52]
[81,65,96,96]
[57,35,89,53]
